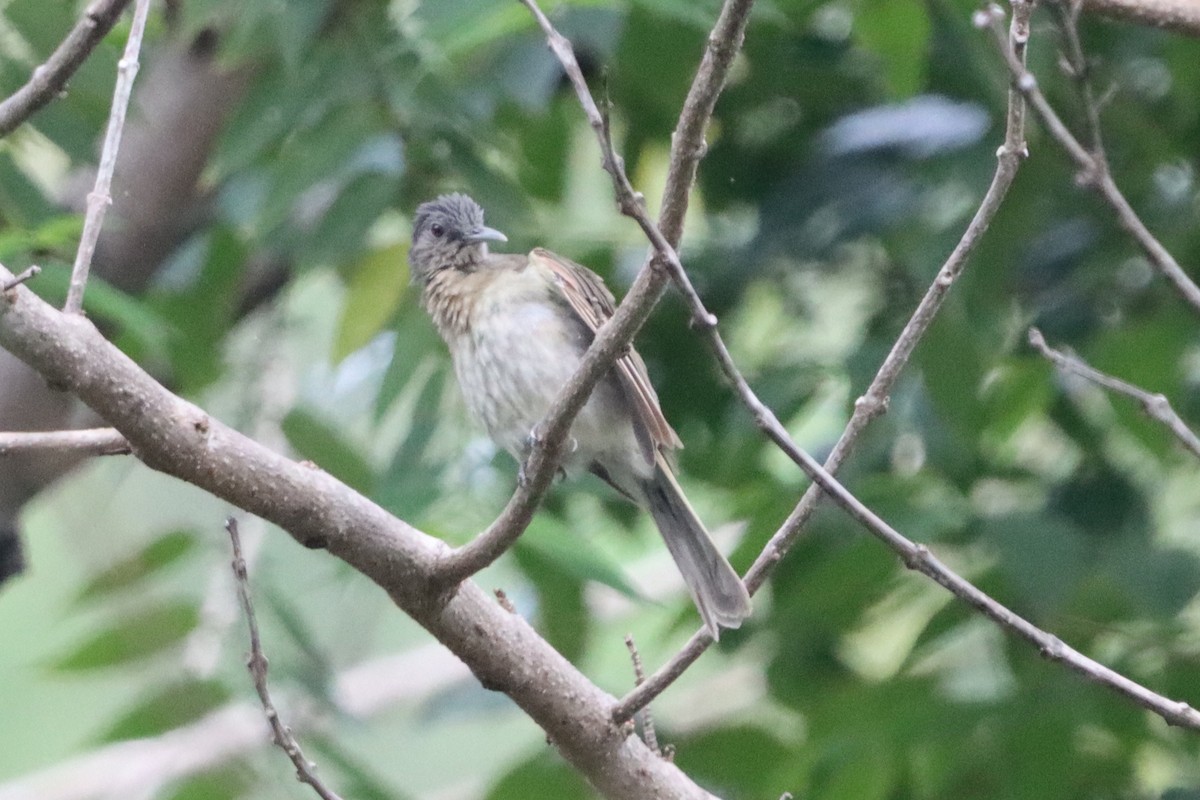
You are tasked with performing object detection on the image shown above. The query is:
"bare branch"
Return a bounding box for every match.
[226,518,344,800]
[0,427,128,457]
[658,0,755,247]
[0,0,133,138]
[1083,0,1200,36]
[1,266,41,293]
[984,3,1200,316]
[64,0,152,314]
[434,0,755,586]
[615,0,1034,720]
[624,634,662,758]
[1029,328,1200,459]
[1053,0,1106,158]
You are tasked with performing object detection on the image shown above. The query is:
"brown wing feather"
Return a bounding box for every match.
[528,248,682,465]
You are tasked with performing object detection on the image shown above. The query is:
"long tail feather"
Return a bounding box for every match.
[640,456,751,638]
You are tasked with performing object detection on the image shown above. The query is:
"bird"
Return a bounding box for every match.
[408,192,751,638]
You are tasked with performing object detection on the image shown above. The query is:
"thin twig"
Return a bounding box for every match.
[433,0,755,587]
[624,634,661,757]
[225,518,344,800]
[0,427,129,457]
[615,0,1034,721]
[1,265,41,293]
[984,2,1200,316]
[0,0,133,138]
[64,0,152,314]
[657,0,755,247]
[1029,328,1200,459]
[1053,0,1106,158]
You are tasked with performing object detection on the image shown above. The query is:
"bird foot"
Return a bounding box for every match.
[524,424,544,454]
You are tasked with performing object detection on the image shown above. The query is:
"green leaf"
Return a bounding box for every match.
[162,768,253,800]
[855,0,930,97]
[311,733,412,800]
[816,739,897,800]
[513,541,590,661]
[151,227,247,391]
[53,603,200,671]
[514,517,643,600]
[486,751,593,800]
[333,243,408,362]
[76,530,197,603]
[297,172,400,271]
[281,408,378,495]
[983,512,1089,616]
[7,261,174,364]
[0,153,57,227]
[674,725,793,796]
[374,308,444,421]
[100,679,231,741]
[263,585,336,701]
[375,369,447,518]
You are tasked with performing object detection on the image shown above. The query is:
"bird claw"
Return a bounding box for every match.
[524,424,544,454]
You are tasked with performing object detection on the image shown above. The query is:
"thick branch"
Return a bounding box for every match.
[0,0,133,138]
[1029,328,1200,459]
[0,273,711,800]
[435,0,754,586]
[1083,0,1200,35]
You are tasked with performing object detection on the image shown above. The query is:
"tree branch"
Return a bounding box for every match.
[64,0,152,314]
[226,518,344,800]
[0,270,711,800]
[0,427,128,457]
[615,0,1034,720]
[434,0,755,587]
[1028,328,1200,459]
[984,2,1200,316]
[1,266,41,292]
[1083,0,1200,36]
[0,0,133,138]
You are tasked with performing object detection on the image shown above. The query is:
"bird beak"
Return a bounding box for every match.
[464,226,508,244]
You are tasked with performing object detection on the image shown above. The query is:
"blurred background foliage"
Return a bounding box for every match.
[0,0,1199,798]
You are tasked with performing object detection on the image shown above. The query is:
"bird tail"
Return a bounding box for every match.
[640,456,752,639]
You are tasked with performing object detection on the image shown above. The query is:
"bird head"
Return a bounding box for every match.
[408,193,508,282]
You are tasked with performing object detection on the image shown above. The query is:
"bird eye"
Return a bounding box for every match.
[430,223,445,238]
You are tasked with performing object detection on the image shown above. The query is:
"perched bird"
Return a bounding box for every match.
[409,193,751,638]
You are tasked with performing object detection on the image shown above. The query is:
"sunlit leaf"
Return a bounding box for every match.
[333,243,408,363]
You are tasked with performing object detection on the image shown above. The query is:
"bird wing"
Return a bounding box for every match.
[528,247,682,466]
